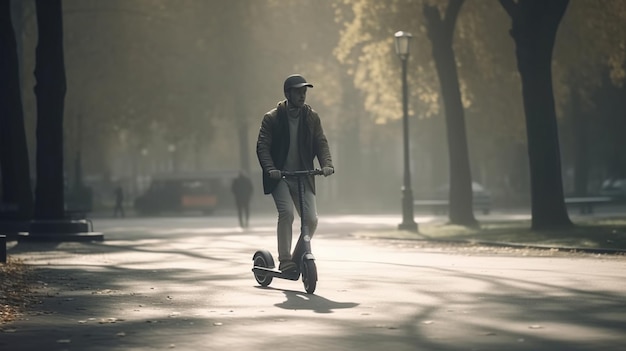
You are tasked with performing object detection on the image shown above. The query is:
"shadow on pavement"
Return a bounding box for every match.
[263,288,359,313]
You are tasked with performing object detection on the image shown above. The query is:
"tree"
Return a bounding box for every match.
[0,0,34,220]
[423,0,476,226]
[592,70,626,178]
[553,0,626,194]
[499,0,572,229]
[334,0,489,222]
[33,0,66,220]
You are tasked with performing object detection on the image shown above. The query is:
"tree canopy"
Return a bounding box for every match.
[7,0,626,212]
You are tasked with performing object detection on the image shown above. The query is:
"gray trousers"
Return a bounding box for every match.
[271,179,318,262]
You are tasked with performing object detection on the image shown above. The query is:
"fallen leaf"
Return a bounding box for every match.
[99,317,118,324]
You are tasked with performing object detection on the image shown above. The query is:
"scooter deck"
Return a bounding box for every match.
[252,266,300,281]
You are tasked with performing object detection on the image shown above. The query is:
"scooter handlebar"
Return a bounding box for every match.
[281,169,324,177]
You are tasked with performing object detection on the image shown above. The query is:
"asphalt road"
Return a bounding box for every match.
[2,214,626,351]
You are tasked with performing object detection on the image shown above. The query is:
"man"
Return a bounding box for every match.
[231,171,253,228]
[256,74,334,272]
[113,185,124,218]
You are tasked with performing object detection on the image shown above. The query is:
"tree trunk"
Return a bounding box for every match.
[33,0,66,220]
[571,87,589,196]
[238,119,250,173]
[0,0,34,220]
[423,0,476,226]
[338,80,363,209]
[500,0,572,230]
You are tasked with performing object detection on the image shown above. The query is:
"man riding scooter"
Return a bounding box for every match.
[255,74,334,272]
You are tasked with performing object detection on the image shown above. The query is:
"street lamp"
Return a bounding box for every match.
[168,144,176,172]
[394,31,418,232]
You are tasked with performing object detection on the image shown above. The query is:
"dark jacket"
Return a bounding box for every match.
[256,100,333,195]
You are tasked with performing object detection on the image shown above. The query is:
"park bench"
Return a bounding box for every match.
[1,235,5,263]
[414,196,611,216]
[564,196,612,214]
[413,199,449,215]
[413,199,491,215]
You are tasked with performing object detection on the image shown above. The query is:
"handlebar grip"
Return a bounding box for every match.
[281,169,324,177]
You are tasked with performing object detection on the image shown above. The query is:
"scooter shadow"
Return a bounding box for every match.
[259,287,359,313]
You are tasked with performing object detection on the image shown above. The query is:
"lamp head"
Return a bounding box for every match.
[394,31,413,59]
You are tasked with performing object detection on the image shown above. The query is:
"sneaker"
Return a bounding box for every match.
[279,260,297,272]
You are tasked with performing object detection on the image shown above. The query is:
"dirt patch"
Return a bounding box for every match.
[0,258,38,325]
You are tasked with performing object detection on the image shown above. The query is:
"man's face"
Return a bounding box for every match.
[286,87,307,108]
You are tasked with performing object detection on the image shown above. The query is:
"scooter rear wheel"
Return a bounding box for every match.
[253,250,274,287]
[302,259,317,294]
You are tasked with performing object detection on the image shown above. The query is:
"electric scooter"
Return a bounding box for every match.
[252,169,324,294]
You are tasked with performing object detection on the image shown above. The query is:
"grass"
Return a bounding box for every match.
[356,217,626,252]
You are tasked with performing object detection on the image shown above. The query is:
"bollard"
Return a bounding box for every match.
[0,235,6,263]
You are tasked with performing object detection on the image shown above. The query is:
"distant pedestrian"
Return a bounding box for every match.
[231,171,253,227]
[113,186,125,218]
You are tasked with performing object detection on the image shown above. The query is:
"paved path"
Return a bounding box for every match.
[2,215,626,350]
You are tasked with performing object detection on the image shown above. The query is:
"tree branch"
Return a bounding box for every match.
[498,0,516,18]
[443,0,464,28]
[422,3,443,41]
[423,3,442,25]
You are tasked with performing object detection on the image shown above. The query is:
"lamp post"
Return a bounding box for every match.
[168,143,176,172]
[395,31,418,232]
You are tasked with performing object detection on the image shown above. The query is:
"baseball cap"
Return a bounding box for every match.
[283,74,313,92]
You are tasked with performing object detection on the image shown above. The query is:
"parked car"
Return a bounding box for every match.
[134,175,221,216]
[599,178,626,201]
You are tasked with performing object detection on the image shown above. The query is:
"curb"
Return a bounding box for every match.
[352,232,626,255]
[459,239,626,255]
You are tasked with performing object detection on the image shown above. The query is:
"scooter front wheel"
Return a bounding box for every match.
[302,259,317,294]
[253,250,274,287]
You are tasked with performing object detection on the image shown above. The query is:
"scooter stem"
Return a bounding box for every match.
[292,174,312,261]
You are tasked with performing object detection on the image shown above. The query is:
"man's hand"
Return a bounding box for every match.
[322,167,334,177]
[268,170,282,179]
